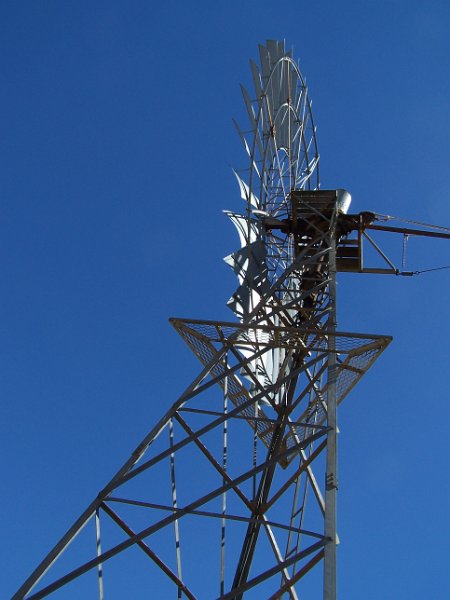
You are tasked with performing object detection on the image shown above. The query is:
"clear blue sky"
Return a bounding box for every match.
[1,1,449,598]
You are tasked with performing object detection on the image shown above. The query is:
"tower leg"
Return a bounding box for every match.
[324,234,338,600]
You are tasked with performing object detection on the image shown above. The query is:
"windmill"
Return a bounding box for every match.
[12,40,449,600]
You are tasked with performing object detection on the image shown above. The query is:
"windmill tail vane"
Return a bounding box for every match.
[12,39,448,600]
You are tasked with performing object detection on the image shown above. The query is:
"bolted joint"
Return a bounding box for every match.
[325,471,338,491]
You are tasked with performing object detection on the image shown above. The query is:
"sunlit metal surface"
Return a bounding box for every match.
[13,40,393,600]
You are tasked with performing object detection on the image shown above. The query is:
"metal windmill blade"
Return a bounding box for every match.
[228,40,320,315]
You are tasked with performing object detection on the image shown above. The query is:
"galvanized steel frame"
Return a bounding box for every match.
[13,41,393,599]
[13,204,391,599]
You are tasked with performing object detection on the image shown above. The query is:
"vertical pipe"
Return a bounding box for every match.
[324,218,338,600]
[358,216,363,272]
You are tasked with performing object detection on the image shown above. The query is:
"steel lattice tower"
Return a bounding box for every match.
[13,40,395,600]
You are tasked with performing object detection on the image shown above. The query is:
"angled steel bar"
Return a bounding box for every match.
[23,431,327,600]
[365,223,450,239]
[268,549,325,600]
[105,497,324,540]
[95,509,104,600]
[174,412,253,510]
[100,503,196,600]
[362,230,398,272]
[12,503,100,600]
[265,439,327,511]
[261,516,299,600]
[169,418,183,598]
[230,354,305,597]
[220,540,326,600]
[13,342,286,599]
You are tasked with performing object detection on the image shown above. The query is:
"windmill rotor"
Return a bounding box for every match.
[229,41,320,320]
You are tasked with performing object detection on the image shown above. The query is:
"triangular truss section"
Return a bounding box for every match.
[171,318,391,461]
[13,317,390,600]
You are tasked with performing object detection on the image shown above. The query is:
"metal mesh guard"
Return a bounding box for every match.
[170,318,391,461]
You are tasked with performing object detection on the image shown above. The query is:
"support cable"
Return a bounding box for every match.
[413,265,450,275]
[374,213,450,233]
